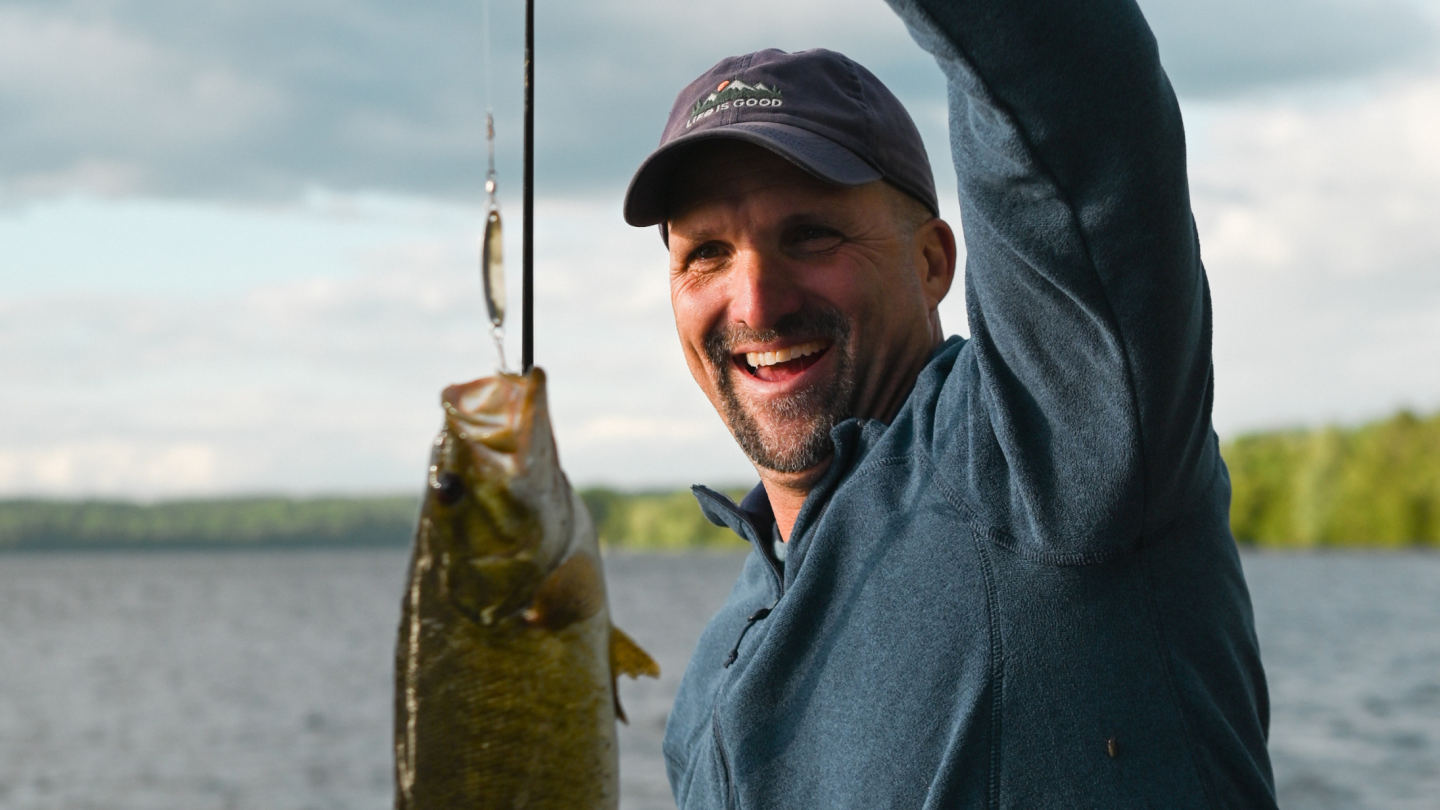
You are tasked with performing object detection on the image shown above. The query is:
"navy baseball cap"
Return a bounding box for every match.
[623,48,938,228]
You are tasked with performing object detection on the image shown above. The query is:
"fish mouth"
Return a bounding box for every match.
[733,340,831,384]
[436,369,561,493]
[441,370,544,454]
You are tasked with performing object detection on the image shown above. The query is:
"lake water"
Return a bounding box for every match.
[0,549,1435,809]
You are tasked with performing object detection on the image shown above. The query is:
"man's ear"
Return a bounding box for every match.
[914,217,957,308]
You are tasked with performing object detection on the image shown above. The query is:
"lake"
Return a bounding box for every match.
[0,548,1435,809]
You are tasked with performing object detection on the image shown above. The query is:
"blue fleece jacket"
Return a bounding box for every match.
[663,0,1277,807]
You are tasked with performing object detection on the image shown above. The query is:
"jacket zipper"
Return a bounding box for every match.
[724,607,773,668]
[696,488,785,810]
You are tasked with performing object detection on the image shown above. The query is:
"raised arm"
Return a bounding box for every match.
[890,0,1218,559]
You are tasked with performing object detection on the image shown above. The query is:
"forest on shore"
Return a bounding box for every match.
[2,410,1435,550]
[1225,409,1439,547]
[0,489,749,551]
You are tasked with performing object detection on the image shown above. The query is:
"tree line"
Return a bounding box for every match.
[2,409,1435,550]
[1225,409,1439,547]
[0,489,749,550]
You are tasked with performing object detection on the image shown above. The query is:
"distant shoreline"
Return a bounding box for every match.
[1224,409,1440,548]
[0,496,419,552]
[5,538,1434,555]
[5,407,1436,551]
[0,489,752,552]
[0,535,414,554]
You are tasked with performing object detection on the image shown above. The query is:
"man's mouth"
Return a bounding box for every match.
[736,340,829,382]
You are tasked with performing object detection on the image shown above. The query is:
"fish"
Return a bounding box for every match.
[394,368,659,809]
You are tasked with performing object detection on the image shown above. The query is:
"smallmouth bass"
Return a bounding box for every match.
[395,369,659,809]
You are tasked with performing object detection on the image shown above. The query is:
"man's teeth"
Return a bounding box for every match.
[745,341,824,368]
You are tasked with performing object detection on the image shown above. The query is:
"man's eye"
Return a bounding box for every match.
[689,243,724,262]
[792,226,843,251]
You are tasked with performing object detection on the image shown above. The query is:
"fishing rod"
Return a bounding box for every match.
[522,0,534,373]
[479,0,534,373]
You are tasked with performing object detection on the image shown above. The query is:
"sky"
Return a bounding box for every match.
[2,0,1439,499]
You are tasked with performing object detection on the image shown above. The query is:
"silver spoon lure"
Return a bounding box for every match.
[479,0,508,372]
[481,113,508,371]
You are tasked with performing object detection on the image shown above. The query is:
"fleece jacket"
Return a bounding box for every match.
[662,0,1278,807]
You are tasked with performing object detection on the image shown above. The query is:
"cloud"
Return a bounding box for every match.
[1,0,1433,202]
[3,1,1439,498]
[1139,0,1438,97]
[0,441,219,499]
[6,61,1440,498]
[1189,73,1440,433]
[0,197,758,497]
[0,6,286,197]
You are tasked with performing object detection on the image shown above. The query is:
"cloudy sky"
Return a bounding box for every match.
[3,0,1439,499]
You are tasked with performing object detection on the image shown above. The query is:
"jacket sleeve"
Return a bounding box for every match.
[888,0,1219,561]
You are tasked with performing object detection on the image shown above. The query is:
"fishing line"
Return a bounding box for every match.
[477,0,534,374]
[479,0,507,371]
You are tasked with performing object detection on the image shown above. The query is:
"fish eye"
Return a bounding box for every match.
[433,471,466,506]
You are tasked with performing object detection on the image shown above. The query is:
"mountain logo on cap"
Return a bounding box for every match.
[686,79,784,128]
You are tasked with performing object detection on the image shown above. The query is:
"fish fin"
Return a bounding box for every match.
[524,553,604,631]
[611,625,660,680]
[610,626,659,725]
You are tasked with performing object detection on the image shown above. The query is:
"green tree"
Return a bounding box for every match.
[1223,410,1440,547]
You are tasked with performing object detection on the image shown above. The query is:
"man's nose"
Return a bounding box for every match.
[727,248,802,331]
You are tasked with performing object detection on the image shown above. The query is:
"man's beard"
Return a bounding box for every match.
[704,309,855,473]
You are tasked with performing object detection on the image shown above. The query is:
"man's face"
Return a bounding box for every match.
[666,142,951,475]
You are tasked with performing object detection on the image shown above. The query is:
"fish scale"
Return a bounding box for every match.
[395,369,657,809]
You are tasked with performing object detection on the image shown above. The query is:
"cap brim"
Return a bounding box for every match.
[622,122,883,227]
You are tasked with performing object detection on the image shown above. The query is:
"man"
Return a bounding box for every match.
[623,0,1276,806]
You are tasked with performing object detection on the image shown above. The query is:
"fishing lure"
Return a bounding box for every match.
[482,112,507,369]
[479,0,508,371]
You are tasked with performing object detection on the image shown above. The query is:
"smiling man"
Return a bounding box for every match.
[623,0,1277,807]
[656,139,955,535]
